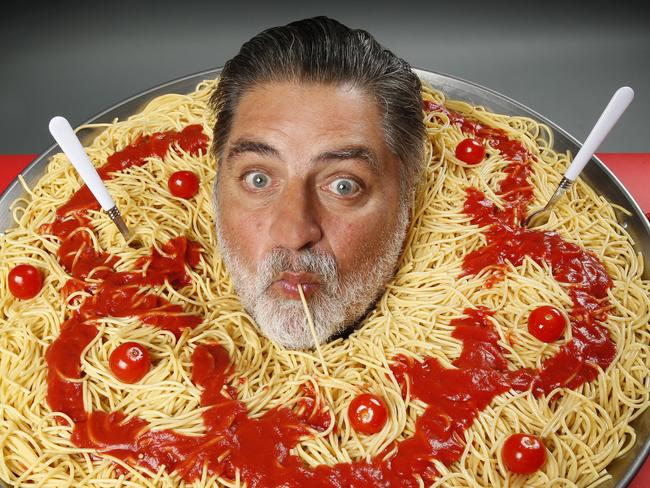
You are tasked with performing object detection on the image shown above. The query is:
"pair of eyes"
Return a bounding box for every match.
[243,172,361,197]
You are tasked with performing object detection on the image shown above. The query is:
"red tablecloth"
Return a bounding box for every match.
[1,154,648,486]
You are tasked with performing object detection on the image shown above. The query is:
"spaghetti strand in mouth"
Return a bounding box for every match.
[297,283,329,376]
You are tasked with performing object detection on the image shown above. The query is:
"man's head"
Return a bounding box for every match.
[210,16,425,349]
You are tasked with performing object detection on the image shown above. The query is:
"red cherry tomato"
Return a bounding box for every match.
[528,305,567,343]
[109,342,151,383]
[168,170,199,199]
[348,393,388,435]
[8,264,43,299]
[502,433,546,474]
[455,138,486,164]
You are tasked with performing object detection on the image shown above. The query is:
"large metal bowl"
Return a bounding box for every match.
[1,68,648,487]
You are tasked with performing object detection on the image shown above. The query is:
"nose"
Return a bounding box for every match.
[269,179,323,251]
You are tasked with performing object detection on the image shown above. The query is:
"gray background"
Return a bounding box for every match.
[1,0,648,154]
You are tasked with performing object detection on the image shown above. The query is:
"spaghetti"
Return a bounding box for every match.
[0,78,648,487]
[297,284,329,376]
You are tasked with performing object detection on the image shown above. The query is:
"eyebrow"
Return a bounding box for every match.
[314,147,380,174]
[226,138,380,174]
[226,139,280,162]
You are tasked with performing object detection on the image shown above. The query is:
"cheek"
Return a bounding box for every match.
[216,184,267,266]
[325,208,399,277]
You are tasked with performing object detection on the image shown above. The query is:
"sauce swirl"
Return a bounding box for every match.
[43,113,616,486]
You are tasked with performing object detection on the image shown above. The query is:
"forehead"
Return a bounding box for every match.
[227,81,387,153]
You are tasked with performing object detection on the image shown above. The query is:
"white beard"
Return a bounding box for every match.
[214,194,409,350]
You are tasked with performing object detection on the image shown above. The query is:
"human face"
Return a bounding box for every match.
[214,81,407,349]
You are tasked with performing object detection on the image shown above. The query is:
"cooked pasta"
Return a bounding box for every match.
[0,77,648,488]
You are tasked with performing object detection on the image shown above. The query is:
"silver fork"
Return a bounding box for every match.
[525,86,634,227]
[48,116,142,248]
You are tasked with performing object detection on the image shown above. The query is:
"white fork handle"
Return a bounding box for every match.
[48,116,116,211]
[565,86,634,181]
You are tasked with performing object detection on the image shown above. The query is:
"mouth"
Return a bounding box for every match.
[271,272,321,300]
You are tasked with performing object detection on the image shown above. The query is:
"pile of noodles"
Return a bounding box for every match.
[0,78,648,487]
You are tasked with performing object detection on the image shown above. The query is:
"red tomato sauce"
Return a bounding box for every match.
[429,103,615,395]
[44,126,207,423]
[56,124,208,216]
[42,114,616,486]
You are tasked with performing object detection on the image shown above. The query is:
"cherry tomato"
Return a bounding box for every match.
[455,138,486,164]
[168,170,200,199]
[8,264,43,299]
[502,433,546,474]
[348,393,388,435]
[109,342,151,383]
[528,305,567,343]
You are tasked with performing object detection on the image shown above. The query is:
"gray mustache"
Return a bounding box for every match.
[257,248,339,294]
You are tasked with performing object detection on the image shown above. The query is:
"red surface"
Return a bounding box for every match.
[598,153,650,214]
[0,154,35,193]
[0,153,648,485]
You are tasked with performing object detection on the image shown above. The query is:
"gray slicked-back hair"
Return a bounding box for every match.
[209,16,425,195]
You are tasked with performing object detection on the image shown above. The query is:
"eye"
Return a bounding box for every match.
[243,171,271,190]
[328,178,361,197]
